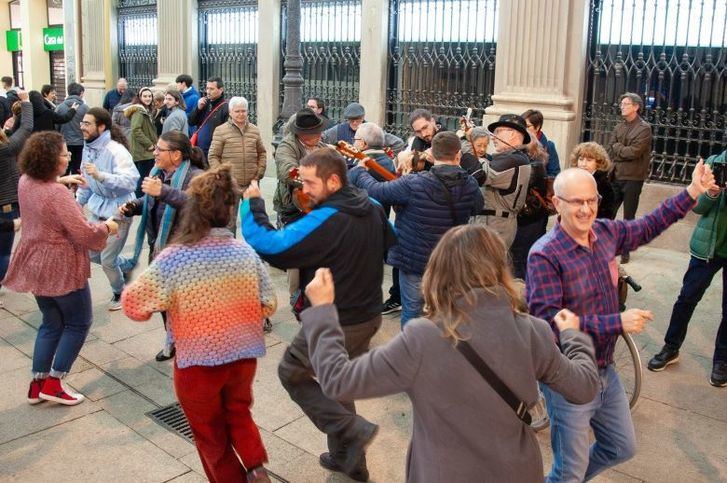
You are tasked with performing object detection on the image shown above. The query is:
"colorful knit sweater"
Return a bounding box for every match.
[121,228,277,368]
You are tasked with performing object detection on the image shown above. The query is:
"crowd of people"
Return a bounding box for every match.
[0,71,725,483]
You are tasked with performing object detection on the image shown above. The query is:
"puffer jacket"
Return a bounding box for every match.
[689,149,727,260]
[125,104,157,162]
[208,120,267,188]
[350,164,483,275]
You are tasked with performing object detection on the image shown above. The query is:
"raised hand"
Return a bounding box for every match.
[305,268,335,306]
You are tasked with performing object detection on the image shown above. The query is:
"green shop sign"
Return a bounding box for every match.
[43,27,63,51]
[5,30,21,52]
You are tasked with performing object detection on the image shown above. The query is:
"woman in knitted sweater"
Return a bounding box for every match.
[122,165,276,483]
[4,131,118,406]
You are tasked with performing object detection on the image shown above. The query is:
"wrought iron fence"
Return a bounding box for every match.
[117,0,158,90]
[279,0,361,125]
[198,0,259,123]
[582,0,726,184]
[385,0,498,138]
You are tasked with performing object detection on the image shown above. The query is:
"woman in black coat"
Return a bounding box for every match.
[568,141,617,219]
[28,90,77,133]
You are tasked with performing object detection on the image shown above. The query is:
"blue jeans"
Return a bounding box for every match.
[665,255,727,363]
[32,283,93,377]
[542,364,636,482]
[89,215,132,295]
[0,203,19,282]
[399,270,423,327]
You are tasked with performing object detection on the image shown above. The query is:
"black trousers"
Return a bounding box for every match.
[612,180,644,255]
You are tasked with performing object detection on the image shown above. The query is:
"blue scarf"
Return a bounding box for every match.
[126,160,191,268]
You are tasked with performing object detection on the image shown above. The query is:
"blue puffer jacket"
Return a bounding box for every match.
[350,164,483,275]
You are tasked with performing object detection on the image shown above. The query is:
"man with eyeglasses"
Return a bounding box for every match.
[526,164,717,482]
[77,107,139,311]
[607,92,653,264]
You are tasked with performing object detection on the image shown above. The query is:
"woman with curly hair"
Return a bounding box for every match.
[568,141,617,219]
[299,224,599,482]
[122,164,276,483]
[4,131,118,406]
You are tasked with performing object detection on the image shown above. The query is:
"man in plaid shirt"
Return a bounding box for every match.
[526,163,716,482]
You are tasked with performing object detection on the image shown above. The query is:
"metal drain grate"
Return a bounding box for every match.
[147,402,194,443]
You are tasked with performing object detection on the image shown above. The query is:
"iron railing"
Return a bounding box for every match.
[279,0,361,126]
[117,0,158,90]
[385,0,498,138]
[198,0,258,123]
[582,0,726,184]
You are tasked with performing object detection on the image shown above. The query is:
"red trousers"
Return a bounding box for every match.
[174,358,267,483]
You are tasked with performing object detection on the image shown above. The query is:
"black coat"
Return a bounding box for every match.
[28,91,75,133]
[595,170,617,219]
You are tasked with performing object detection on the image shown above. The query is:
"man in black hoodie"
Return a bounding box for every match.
[241,148,396,482]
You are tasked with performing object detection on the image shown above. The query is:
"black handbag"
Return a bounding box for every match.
[456,341,532,425]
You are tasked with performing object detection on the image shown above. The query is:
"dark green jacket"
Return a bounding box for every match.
[126,105,158,162]
[690,150,727,260]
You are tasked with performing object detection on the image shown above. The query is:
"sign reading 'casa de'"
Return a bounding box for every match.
[43,26,63,51]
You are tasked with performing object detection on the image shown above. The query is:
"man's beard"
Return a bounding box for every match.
[309,186,332,207]
[84,133,99,144]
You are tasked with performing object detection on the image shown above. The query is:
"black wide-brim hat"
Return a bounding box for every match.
[487,114,531,145]
[291,108,326,135]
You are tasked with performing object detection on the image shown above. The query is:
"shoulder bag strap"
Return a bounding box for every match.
[456,340,532,425]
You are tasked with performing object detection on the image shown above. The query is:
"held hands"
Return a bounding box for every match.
[141,176,163,197]
[554,308,581,332]
[104,218,119,236]
[621,308,653,334]
[58,174,87,187]
[305,268,335,306]
[243,180,261,200]
[687,159,718,199]
[118,202,135,217]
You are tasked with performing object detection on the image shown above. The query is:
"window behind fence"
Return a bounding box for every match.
[117,0,158,91]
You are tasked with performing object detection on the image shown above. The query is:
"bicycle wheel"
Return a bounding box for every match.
[529,389,550,432]
[613,333,642,410]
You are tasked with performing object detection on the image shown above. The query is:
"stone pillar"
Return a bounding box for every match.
[484,0,590,164]
[153,0,198,91]
[20,0,50,88]
[81,0,118,107]
[63,0,81,84]
[359,0,389,127]
[257,0,281,163]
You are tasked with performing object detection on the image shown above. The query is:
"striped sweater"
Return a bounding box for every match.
[121,228,277,368]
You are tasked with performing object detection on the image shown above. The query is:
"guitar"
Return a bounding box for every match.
[288,167,313,214]
[336,141,397,181]
[455,107,474,139]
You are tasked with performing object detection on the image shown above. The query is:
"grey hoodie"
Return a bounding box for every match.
[55,95,88,146]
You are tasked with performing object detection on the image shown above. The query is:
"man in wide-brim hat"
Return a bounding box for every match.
[470,113,532,247]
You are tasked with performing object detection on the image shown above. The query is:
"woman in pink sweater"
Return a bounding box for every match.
[3,131,118,406]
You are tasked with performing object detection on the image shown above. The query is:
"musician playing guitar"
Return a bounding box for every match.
[350,123,397,181]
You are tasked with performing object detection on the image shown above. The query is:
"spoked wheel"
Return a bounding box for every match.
[613,332,643,410]
[530,389,550,432]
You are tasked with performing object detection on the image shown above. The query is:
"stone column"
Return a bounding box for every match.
[20,0,50,88]
[153,0,198,91]
[484,0,590,163]
[81,0,118,107]
[257,0,281,163]
[63,0,81,84]
[359,0,389,127]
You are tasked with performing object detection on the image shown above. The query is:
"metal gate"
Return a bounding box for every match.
[385,0,498,138]
[279,0,361,124]
[582,0,726,184]
[117,0,158,90]
[50,51,66,103]
[198,0,259,123]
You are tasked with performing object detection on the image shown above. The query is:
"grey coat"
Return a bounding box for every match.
[301,289,599,483]
[162,106,189,135]
[56,95,88,146]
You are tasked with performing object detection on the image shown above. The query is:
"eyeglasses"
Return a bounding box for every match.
[556,194,602,208]
[79,121,95,127]
[154,145,175,152]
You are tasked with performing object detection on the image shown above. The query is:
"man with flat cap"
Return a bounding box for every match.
[471,114,532,247]
[323,102,405,155]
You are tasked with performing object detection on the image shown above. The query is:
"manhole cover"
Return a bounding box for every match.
[146,402,194,443]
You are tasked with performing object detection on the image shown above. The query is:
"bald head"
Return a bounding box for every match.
[553,167,598,198]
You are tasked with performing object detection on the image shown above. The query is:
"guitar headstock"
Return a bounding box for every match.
[336,140,364,160]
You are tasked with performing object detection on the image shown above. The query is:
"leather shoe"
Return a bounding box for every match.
[155,345,176,362]
[647,345,679,372]
[319,452,369,482]
[342,420,378,476]
[710,361,727,387]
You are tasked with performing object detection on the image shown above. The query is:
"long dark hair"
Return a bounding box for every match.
[171,164,239,246]
[159,130,206,169]
[86,107,130,150]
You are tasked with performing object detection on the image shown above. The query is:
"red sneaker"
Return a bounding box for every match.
[39,376,85,405]
[27,379,45,405]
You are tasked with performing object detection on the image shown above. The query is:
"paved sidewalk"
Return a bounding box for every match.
[0,181,725,482]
